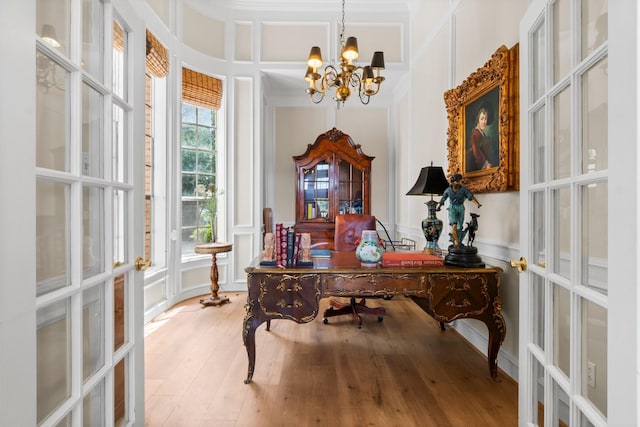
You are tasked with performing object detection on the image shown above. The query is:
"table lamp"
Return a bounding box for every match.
[406,162,449,253]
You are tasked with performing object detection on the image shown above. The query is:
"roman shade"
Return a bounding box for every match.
[181,67,223,110]
[146,29,169,77]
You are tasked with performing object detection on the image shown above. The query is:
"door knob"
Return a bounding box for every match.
[510,256,527,272]
[135,256,152,271]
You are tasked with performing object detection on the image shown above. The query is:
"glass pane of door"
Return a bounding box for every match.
[580,182,607,293]
[114,356,128,426]
[82,83,104,178]
[83,185,105,278]
[37,298,72,423]
[81,0,104,81]
[553,87,571,180]
[36,179,70,296]
[83,284,105,381]
[531,273,546,350]
[581,57,608,174]
[552,187,571,279]
[553,0,571,84]
[581,0,608,59]
[530,356,545,425]
[553,282,571,379]
[36,52,69,170]
[581,298,607,417]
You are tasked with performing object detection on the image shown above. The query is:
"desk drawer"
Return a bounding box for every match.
[322,272,427,297]
[255,273,321,323]
[427,272,491,320]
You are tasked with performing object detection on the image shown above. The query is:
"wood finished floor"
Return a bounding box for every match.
[144,293,517,426]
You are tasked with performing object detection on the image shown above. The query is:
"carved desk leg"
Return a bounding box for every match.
[242,300,261,384]
[486,299,506,379]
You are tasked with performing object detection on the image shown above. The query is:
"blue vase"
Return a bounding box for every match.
[355,230,383,268]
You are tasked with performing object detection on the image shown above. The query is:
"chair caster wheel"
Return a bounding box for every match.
[378,316,384,322]
[323,318,328,324]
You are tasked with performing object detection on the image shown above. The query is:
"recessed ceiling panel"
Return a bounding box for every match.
[261,22,329,62]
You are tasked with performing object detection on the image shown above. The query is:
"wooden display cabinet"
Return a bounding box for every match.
[293,128,374,249]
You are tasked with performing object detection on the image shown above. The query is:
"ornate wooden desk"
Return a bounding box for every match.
[243,251,505,384]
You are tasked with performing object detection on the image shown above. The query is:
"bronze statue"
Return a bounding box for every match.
[436,173,481,248]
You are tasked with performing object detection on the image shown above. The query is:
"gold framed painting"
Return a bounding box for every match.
[444,44,519,193]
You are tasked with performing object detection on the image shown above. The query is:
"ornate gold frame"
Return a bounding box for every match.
[444,44,520,193]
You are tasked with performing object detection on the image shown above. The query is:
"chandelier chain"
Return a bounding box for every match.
[339,0,346,47]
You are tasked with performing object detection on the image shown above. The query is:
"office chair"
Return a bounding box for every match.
[322,214,386,328]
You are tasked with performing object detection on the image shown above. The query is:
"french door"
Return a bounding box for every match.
[518,0,609,425]
[31,0,145,425]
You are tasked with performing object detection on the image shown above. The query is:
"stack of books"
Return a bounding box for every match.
[381,251,444,268]
[275,224,302,267]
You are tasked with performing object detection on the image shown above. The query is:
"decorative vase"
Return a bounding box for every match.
[355,230,383,268]
[421,200,443,253]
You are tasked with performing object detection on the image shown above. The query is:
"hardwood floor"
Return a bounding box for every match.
[144,293,517,426]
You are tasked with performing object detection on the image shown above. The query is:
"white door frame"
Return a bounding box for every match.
[607,0,639,425]
[519,0,639,425]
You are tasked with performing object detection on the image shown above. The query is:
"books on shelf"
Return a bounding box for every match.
[381,251,444,268]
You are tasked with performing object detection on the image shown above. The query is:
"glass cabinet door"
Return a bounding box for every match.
[302,160,330,219]
[337,158,365,215]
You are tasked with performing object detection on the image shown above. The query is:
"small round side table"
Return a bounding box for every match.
[195,242,233,307]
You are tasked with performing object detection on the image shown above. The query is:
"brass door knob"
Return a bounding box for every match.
[135,256,152,271]
[510,256,527,272]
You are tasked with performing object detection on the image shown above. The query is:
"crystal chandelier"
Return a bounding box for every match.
[304,0,385,105]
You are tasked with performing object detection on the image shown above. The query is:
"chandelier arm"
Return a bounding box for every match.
[348,68,362,89]
[324,65,339,87]
[358,85,371,105]
[310,91,325,104]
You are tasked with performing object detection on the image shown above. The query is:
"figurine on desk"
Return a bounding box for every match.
[299,233,312,263]
[436,173,485,267]
[263,232,275,261]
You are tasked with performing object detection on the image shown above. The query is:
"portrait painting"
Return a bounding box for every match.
[444,44,520,193]
[464,86,500,173]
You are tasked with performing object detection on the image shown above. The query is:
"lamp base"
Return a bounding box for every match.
[421,200,443,253]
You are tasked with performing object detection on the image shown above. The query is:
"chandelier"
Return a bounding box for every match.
[304,0,385,105]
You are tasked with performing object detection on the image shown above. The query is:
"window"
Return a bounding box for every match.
[179,67,223,258]
[181,103,217,254]
[143,30,169,271]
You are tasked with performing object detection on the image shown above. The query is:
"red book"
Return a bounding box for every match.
[381,251,444,268]
[279,226,288,267]
[275,224,283,267]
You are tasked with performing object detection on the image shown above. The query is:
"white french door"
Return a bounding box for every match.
[29,0,146,425]
[518,0,609,425]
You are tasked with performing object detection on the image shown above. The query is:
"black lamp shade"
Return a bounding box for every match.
[406,165,449,196]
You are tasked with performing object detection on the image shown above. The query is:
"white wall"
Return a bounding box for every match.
[399,0,529,379]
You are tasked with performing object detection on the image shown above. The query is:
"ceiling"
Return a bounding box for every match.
[185,0,415,14]
[183,0,413,102]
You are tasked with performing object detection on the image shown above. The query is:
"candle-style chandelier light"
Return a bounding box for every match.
[304,0,385,105]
